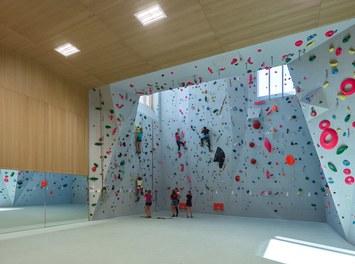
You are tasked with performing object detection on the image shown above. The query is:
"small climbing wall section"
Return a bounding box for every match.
[289,25,355,243]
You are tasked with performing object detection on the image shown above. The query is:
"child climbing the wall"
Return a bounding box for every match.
[200,126,212,151]
[135,125,143,154]
[170,189,178,217]
[186,190,193,218]
[144,190,152,218]
[175,129,187,151]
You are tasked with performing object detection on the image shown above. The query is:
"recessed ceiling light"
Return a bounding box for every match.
[54,43,80,57]
[134,4,167,26]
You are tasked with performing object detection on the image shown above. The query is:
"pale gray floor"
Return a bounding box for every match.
[0,212,354,264]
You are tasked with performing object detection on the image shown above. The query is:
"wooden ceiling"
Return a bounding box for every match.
[0,0,354,89]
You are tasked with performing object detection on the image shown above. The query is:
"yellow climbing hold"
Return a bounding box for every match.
[329,46,334,53]
[307,40,315,48]
[329,60,338,67]
[337,93,346,100]
[349,47,355,54]
[323,81,330,88]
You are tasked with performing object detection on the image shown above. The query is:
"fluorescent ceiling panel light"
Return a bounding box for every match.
[134,4,167,26]
[54,43,80,57]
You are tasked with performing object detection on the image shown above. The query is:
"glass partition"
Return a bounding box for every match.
[0,169,88,233]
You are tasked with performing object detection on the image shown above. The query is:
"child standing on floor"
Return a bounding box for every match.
[174,187,181,217]
[186,190,193,218]
[170,189,178,217]
[144,190,152,218]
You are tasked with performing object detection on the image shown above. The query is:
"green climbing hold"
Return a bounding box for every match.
[205,96,208,102]
[320,187,325,192]
[89,177,99,181]
[311,204,316,207]
[247,69,252,73]
[105,125,111,129]
[309,55,316,61]
[95,107,102,110]
[343,34,351,43]
[95,142,103,146]
[336,145,348,155]
[94,163,98,167]
[345,114,351,122]
[110,109,114,114]
[213,109,219,113]
[352,62,355,67]
[91,203,97,207]
[328,162,337,172]
[285,58,291,63]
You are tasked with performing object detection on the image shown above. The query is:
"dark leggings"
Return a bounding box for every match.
[176,140,185,150]
[201,136,210,148]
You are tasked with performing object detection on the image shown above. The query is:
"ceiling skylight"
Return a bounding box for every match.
[134,4,167,26]
[54,43,80,57]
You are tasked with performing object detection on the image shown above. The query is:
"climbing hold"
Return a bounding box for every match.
[285,154,295,165]
[344,114,351,122]
[329,46,334,53]
[340,78,355,96]
[309,55,316,61]
[95,142,103,146]
[345,176,354,185]
[264,137,272,153]
[254,100,265,105]
[329,60,338,67]
[325,30,335,37]
[343,34,351,43]
[213,147,225,169]
[306,40,315,48]
[336,145,348,155]
[343,160,350,166]
[295,40,303,47]
[335,47,342,56]
[253,120,261,129]
[337,93,346,100]
[249,142,255,148]
[91,166,97,172]
[328,162,337,172]
[343,168,351,175]
[89,177,99,181]
[319,120,330,130]
[320,129,338,149]
[349,48,355,54]
[323,81,330,88]
[41,180,48,187]
[250,159,257,165]
[235,175,240,182]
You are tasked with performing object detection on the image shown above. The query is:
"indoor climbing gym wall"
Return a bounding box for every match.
[89,86,163,220]
[159,75,326,221]
[0,169,87,206]
[289,25,355,244]
[88,19,354,228]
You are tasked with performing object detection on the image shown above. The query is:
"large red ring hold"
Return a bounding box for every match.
[320,128,338,149]
[340,78,355,96]
[319,120,330,130]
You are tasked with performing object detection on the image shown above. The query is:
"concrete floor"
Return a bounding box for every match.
[1,212,354,264]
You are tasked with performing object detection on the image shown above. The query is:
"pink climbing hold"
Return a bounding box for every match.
[254,100,265,105]
[335,47,342,56]
[181,164,185,172]
[247,57,253,65]
[345,176,354,185]
[295,40,303,47]
[325,30,335,37]
[264,137,272,153]
[187,176,192,183]
[179,109,184,115]
[208,67,213,74]
[231,58,238,65]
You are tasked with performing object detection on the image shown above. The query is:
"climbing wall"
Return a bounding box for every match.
[0,169,87,206]
[159,76,325,221]
[289,25,355,243]
[90,87,163,220]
